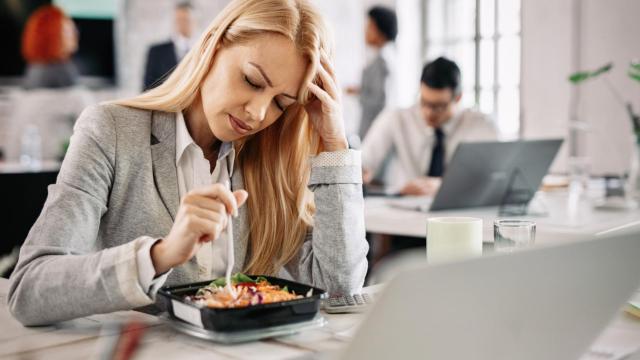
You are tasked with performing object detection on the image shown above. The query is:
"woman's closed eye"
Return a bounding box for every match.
[244,75,286,111]
[244,75,261,89]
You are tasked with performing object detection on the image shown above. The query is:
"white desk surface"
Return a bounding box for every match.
[364,190,640,242]
[2,278,640,359]
[0,160,61,174]
[2,189,640,359]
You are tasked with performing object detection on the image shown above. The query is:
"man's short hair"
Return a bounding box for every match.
[420,57,461,95]
[368,6,398,42]
[175,1,193,10]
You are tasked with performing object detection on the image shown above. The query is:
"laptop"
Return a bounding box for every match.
[337,231,640,359]
[385,139,563,211]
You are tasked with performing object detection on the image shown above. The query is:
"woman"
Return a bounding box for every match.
[8,0,368,326]
[21,4,79,89]
[3,5,87,162]
[346,6,398,140]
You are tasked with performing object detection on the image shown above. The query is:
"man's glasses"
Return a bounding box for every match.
[420,99,452,114]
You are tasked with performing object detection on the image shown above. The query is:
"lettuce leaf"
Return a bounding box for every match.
[208,273,257,287]
[233,273,254,284]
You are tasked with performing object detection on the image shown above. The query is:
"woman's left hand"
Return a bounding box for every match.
[306,50,348,152]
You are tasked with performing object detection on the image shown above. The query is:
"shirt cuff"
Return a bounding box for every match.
[136,237,171,295]
[309,149,363,185]
[310,149,361,168]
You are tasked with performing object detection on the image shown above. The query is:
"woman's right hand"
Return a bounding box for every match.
[150,184,249,274]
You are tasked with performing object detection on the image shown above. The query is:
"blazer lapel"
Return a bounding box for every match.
[150,111,179,220]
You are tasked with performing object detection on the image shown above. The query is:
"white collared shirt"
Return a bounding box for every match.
[361,105,499,192]
[136,112,234,293]
[172,34,193,60]
[175,111,234,281]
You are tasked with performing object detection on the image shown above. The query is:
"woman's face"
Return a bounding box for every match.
[199,33,308,142]
[61,18,79,58]
[365,18,383,47]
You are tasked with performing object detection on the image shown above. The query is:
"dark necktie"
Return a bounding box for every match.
[427,127,445,177]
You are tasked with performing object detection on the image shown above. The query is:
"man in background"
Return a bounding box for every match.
[346,6,398,141]
[143,2,195,90]
[362,57,498,196]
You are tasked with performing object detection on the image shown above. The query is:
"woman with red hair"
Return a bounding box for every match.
[21,4,79,89]
[1,5,88,162]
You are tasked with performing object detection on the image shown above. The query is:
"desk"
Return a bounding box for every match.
[364,190,640,243]
[0,278,354,359]
[0,161,61,174]
[1,278,639,359]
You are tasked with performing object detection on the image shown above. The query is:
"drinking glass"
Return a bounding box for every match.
[493,219,536,252]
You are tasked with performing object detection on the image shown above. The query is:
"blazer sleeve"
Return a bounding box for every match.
[7,105,156,326]
[282,150,369,295]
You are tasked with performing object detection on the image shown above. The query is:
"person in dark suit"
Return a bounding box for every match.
[143,2,195,90]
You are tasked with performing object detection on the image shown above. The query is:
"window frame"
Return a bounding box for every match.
[422,0,522,138]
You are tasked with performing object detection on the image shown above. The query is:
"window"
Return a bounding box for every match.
[424,0,521,138]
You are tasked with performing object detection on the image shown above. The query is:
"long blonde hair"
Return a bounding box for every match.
[115,0,330,275]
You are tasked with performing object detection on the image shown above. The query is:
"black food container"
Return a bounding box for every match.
[158,276,327,332]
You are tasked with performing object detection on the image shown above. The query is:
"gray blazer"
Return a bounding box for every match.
[8,104,368,326]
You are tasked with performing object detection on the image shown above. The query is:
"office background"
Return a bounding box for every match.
[114,0,640,177]
[1,1,640,358]
[1,0,638,176]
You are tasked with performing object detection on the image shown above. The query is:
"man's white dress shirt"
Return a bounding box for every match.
[172,34,193,60]
[361,105,499,192]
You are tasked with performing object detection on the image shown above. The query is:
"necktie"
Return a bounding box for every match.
[427,127,445,177]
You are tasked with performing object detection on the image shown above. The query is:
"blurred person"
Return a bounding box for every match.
[21,4,79,89]
[143,1,196,90]
[346,6,398,140]
[362,57,498,196]
[8,0,368,326]
[1,4,90,163]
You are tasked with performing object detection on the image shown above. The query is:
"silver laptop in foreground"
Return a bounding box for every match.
[340,232,640,359]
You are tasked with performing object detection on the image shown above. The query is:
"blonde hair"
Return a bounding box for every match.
[115,0,331,275]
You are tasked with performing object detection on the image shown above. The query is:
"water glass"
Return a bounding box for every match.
[493,219,536,252]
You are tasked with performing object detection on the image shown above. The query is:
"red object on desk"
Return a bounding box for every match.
[111,320,147,360]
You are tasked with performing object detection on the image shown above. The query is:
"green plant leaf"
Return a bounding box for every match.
[630,71,640,83]
[592,63,613,76]
[568,62,613,84]
[630,62,640,71]
[569,72,591,84]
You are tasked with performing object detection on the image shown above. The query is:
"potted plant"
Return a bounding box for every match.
[569,61,640,205]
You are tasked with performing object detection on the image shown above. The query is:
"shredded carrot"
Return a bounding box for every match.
[189,280,302,309]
